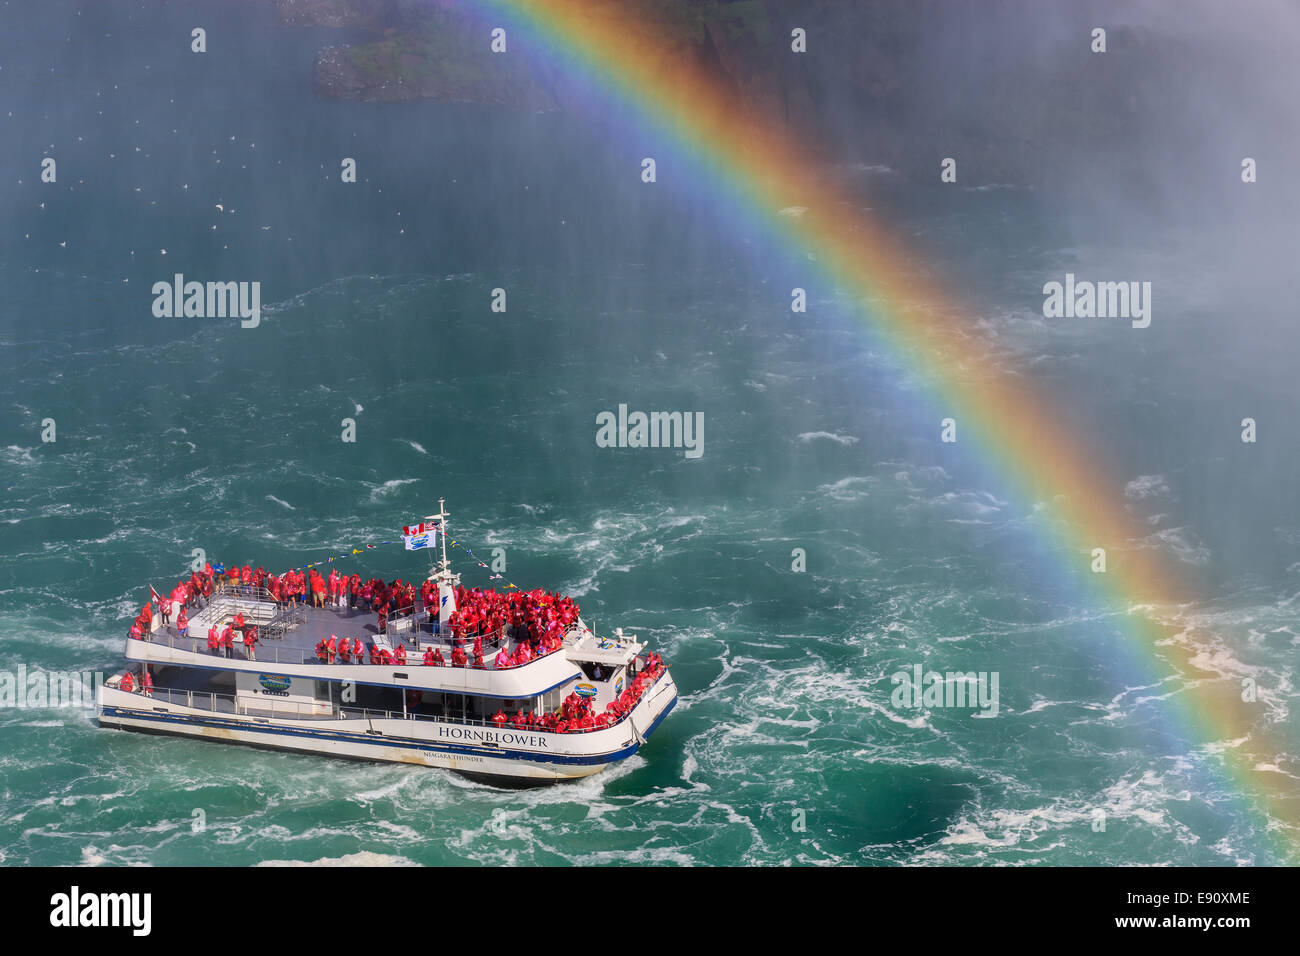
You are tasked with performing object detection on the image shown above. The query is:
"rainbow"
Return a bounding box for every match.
[485,0,1297,859]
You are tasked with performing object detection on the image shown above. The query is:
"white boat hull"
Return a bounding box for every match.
[98,674,678,783]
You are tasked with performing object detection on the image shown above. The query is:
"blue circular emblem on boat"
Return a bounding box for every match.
[258,674,291,692]
[575,683,597,698]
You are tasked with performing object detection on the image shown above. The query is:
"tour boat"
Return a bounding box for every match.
[97,501,678,782]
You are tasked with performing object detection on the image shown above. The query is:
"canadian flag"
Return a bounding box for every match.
[403,522,428,536]
[149,584,162,604]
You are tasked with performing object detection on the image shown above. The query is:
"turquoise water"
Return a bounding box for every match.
[1,2,1297,866]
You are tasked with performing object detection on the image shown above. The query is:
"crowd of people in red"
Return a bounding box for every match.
[446,585,580,666]
[489,652,667,733]
[310,583,590,671]
[312,634,420,666]
[204,611,259,659]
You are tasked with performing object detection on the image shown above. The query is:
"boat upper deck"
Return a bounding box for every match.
[128,586,646,701]
[143,587,525,665]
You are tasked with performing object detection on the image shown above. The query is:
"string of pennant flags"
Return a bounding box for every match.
[272,521,529,594]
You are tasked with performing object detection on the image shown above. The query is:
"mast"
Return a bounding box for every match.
[424,498,456,587]
[424,498,458,627]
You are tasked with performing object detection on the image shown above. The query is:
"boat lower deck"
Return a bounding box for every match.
[141,662,542,724]
[98,667,681,783]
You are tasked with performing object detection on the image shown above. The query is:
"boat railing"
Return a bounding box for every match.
[134,628,323,667]
[386,616,512,653]
[127,685,327,720]
[129,625,555,671]
[209,582,274,602]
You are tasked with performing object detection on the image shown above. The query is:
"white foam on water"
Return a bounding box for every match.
[1125,474,1171,501]
[797,431,858,445]
[932,768,1198,862]
[257,851,418,867]
[80,846,108,866]
[1143,526,1211,566]
[368,478,419,500]
[817,475,874,501]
